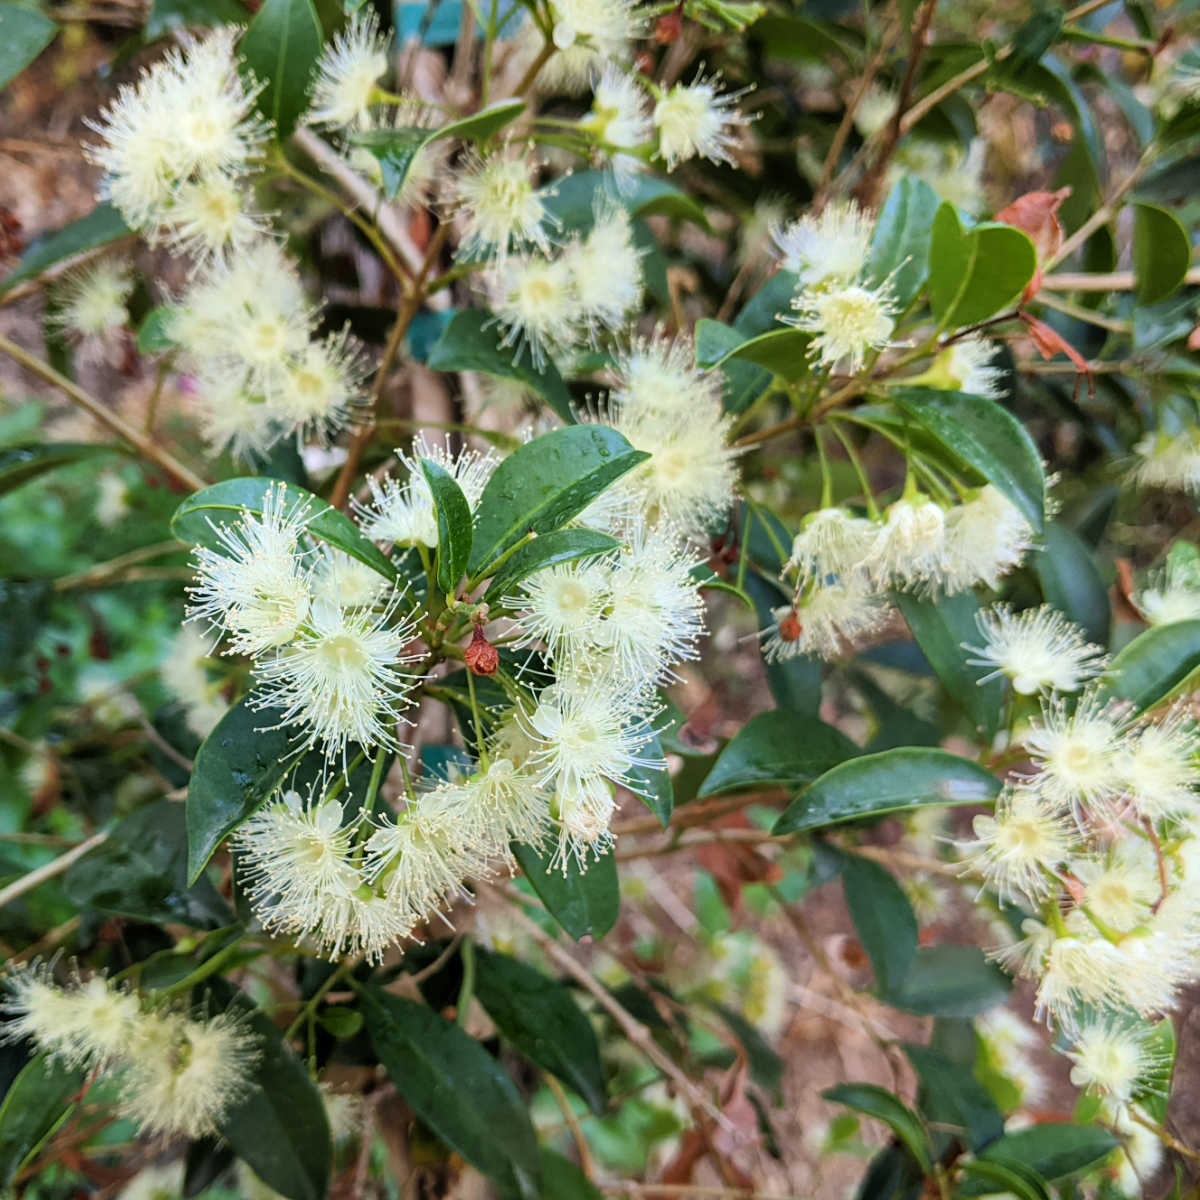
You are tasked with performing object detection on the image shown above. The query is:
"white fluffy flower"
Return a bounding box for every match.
[785,506,877,583]
[965,604,1108,696]
[863,496,945,589]
[49,257,133,360]
[274,328,367,445]
[166,170,264,260]
[569,201,644,335]
[253,595,420,757]
[307,10,390,131]
[762,582,892,662]
[450,151,554,260]
[509,561,611,668]
[653,73,750,169]
[608,331,723,421]
[539,0,642,94]
[312,546,392,611]
[787,281,897,372]
[1120,711,1200,821]
[160,624,227,738]
[945,336,1006,399]
[1134,551,1200,626]
[186,485,314,656]
[357,434,498,548]
[1067,1019,1165,1111]
[959,786,1075,903]
[1130,428,1200,495]
[489,251,582,365]
[940,486,1035,592]
[588,66,652,188]
[772,201,872,289]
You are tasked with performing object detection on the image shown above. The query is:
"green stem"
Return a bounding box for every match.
[455,937,476,1029]
[283,958,356,1043]
[158,933,250,998]
[360,751,388,822]
[466,669,489,769]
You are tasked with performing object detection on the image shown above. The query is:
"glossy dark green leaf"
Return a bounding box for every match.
[957,1159,1050,1200]
[993,8,1063,82]
[975,1124,1119,1183]
[1097,620,1200,712]
[426,309,575,424]
[927,204,1037,330]
[483,528,619,602]
[145,0,245,37]
[183,1139,235,1198]
[840,852,917,995]
[693,319,773,415]
[0,204,131,298]
[64,798,231,927]
[822,1084,931,1170]
[1033,520,1110,646]
[699,709,858,797]
[1132,201,1190,305]
[774,748,1000,835]
[903,1043,1003,1151]
[213,987,331,1200]
[628,732,673,827]
[744,572,822,716]
[894,590,1004,737]
[0,442,115,494]
[883,946,1010,1017]
[466,425,648,576]
[733,269,799,337]
[361,985,541,1196]
[185,695,299,881]
[511,840,619,941]
[713,328,812,379]
[171,476,398,583]
[891,387,1045,530]
[239,0,322,139]
[868,177,941,307]
[539,1147,605,1200]
[0,1055,85,1189]
[472,948,607,1114]
[538,169,708,233]
[420,459,473,593]
[436,98,525,143]
[0,3,56,89]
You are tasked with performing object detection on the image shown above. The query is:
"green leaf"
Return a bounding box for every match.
[903,1043,1003,1152]
[466,425,648,576]
[511,840,619,941]
[628,732,673,827]
[0,3,56,89]
[1097,620,1200,712]
[144,0,245,38]
[538,169,708,233]
[0,1055,85,1189]
[1032,520,1110,646]
[1132,201,1191,305]
[171,477,398,583]
[883,946,1010,1017]
[774,747,1000,835]
[420,459,473,593]
[239,0,322,139]
[317,1007,363,1038]
[927,204,1037,330]
[349,100,525,198]
[957,1159,1050,1200]
[64,798,231,927]
[822,1084,931,1171]
[894,591,1004,738]
[975,1124,1119,1184]
[472,948,607,1114]
[0,442,115,494]
[699,709,858,797]
[360,985,541,1197]
[693,318,773,415]
[734,270,798,337]
[868,177,942,307]
[185,695,299,882]
[136,304,176,353]
[0,204,131,298]
[1133,1017,1175,1123]
[840,852,918,995]
[538,1148,605,1200]
[213,986,331,1200]
[891,387,1045,530]
[483,528,619,603]
[993,8,1064,82]
[426,309,576,424]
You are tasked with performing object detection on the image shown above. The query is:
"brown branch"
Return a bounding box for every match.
[0,834,108,909]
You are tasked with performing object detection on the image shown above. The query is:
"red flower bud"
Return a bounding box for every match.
[778,610,803,642]
[465,626,499,676]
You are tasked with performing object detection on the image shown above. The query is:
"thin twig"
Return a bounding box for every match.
[543,1071,597,1180]
[1042,266,1200,291]
[53,541,182,593]
[0,335,208,492]
[0,834,108,909]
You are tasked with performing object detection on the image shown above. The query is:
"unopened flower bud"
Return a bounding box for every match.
[465,626,499,676]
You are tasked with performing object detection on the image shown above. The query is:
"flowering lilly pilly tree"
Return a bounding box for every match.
[2,0,1200,1195]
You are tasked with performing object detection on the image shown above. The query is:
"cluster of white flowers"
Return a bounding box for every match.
[2,964,259,1140]
[1133,543,1200,626]
[1131,426,1200,494]
[764,484,1036,662]
[160,624,229,738]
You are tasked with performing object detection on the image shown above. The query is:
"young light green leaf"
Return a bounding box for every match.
[0,1055,85,1189]
[511,841,619,941]
[420,459,473,593]
[0,3,57,90]
[239,0,322,139]
[774,747,1000,835]
[426,309,576,424]
[821,1084,932,1171]
[0,204,131,298]
[483,528,619,603]
[1132,200,1191,305]
[1096,619,1200,712]
[698,709,858,796]
[927,204,1037,330]
[840,852,918,995]
[136,305,176,353]
[171,477,398,583]
[361,985,541,1197]
[890,387,1045,530]
[472,948,608,1114]
[466,425,648,577]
